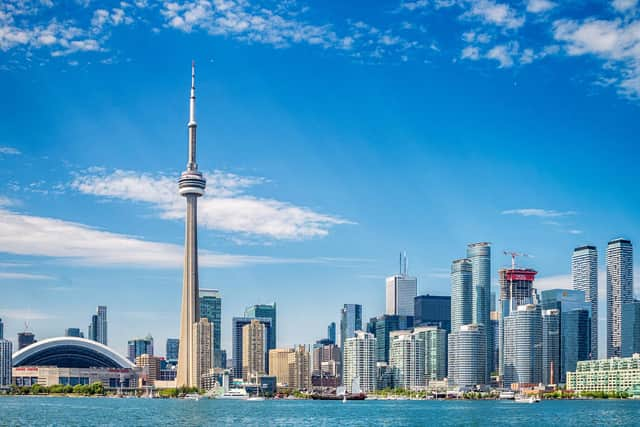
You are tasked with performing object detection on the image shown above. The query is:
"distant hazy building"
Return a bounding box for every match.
[127,335,154,362]
[448,324,487,388]
[413,326,447,381]
[386,262,418,317]
[622,301,640,357]
[312,342,341,376]
[199,289,222,367]
[232,317,272,380]
[451,259,473,333]
[572,245,598,358]
[245,303,276,350]
[327,322,336,344]
[269,348,294,385]
[288,345,311,390]
[242,319,266,382]
[166,338,179,362]
[0,318,3,340]
[389,331,424,391]
[567,354,640,394]
[87,306,107,345]
[414,295,451,332]
[192,318,213,388]
[541,289,591,383]
[65,328,84,338]
[0,339,12,387]
[503,304,542,387]
[343,331,377,393]
[374,314,414,363]
[607,238,633,358]
[542,309,560,385]
[17,332,35,350]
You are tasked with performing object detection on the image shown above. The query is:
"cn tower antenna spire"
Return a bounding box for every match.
[187,60,197,171]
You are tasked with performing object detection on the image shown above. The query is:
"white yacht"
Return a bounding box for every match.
[219,388,249,400]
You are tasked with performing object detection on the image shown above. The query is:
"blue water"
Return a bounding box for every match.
[0,397,639,426]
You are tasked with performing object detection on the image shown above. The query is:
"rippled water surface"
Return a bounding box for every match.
[0,397,639,426]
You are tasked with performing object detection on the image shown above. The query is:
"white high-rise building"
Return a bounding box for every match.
[386,273,417,317]
[448,324,487,387]
[343,331,377,393]
[503,304,542,387]
[0,339,12,387]
[572,245,598,358]
[389,331,424,391]
[607,238,633,358]
[451,258,472,333]
[413,325,447,381]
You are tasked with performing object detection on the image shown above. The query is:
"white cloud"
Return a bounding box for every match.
[71,169,351,240]
[0,208,279,268]
[461,45,480,60]
[486,43,517,67]
[0,308,56,320]
[463,0,525,30]
[0,272,54,280]
[612,0,638,13]
[0,146,20,155]
[501,208,576,217]
[527,0,556,14]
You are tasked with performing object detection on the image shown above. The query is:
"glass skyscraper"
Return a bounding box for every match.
[373,314,414,362]
[127,335,154,362]
[200,289,222,366]
[166,338,180,361]
[245,303,276,350]
[0,318,3,340]
[541,289,591,383]
[448,324,487,387]
[572,245,598,358]
[414,294,451,332]
[607,238,633,358]
[386,275,417,317]
[467,242,491,381]
[340,304,362,349]
[450,258,472,333]
[542,309,560,385]
[65,328,83,338]
[0,339,12,387]
[503,304,542,387]
[622,301,640,357]
[413,325,447,381]
[327,322,336,344]
[232,317,272,380]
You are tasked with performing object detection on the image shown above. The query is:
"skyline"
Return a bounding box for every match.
[1,0,640,359]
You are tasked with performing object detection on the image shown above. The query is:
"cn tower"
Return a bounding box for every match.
[176,62,206,388]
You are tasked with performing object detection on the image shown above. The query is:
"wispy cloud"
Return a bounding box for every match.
[0,308,57,320]
[71,168,352,241]
[501,208,576,218]
[462,0,525,30]
[0,146,21,155]
[526,0,556,14]
[0,272,54,280]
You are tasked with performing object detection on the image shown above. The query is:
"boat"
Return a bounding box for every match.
[310,393,366,401]
[184,393,201,401]
[342,395,347,403]
[498,391,515,400]
[218,388,249,400]
[514,395,540,403]
[246,387,265,401]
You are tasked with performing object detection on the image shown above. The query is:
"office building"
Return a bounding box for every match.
[498,267,537,377]
[0,339,12,387]
[467,242,492,380]
[232,317,272,380]
[65,328,84,338]
[312,342,341,376]
[166,338,179,362]
[242,319,266,382]
[374,314,414,363]
[288,345,311,390]
[567,354,640,394]
[503,304,542,387]
[542,309,560,385]
[572,245,598,358]
[176,64,207,388]
[127,335,154,362]
[18,332,35,350]
[88,314,97,342]
[541,289,591,382]
[340,304,362,358]
[0,318,3,340]
[451,258,472,333]
[136,354,162,386]
[327,322,336,344]
[192,318,213,388]
[343,331,377,393]
[490,311,499,374]
[413,325,447,381]
[622,301,640,357]
[199,289,222,367]
[607,238,634,358]
[245,303,276,350]
[448,324,487,388]
[88,306,108,345]
[389,331,424,390]
[269,348,294,385]
[386,254,418,316]
[414,295,451,332]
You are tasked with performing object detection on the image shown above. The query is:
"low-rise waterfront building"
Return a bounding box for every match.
[567,354,640,394]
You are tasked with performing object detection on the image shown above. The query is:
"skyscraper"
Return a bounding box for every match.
[199,289,222,366]
[176,63,207,388]
[414,294,451,332]
[373,314,414,362]
[343,331,377,393]
[192,318,213,388]
[242,319,266,382]
[128,335,154,362]
[451,258,472,333]
[541,289,591,383]
[17,332,35,350]
[65,328,84,338]
[232,317,272,380]
[0,339,12,387]
[572,245,598,358]
[269,348,294,385]
[607,238,633,358]
[386,258,418,317]
[166,338,180,362]
[88,314,97,342]
[413,326,447,381]
[542,309,560,385]
[288,345,311,390]
[389,331,424,391]
[340,304,362,349]
[448,324,487,387]
[622,301,640,357]
[245,303,276,350]
[503,304,542,387]
[467,242,491,380]
[0,318,3,340]
[327,322,336,344]
[96,306,107,345]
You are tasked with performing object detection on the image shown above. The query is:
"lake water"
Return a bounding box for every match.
[0,397,638,426]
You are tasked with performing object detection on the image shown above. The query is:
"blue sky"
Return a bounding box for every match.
[0,0,639,359]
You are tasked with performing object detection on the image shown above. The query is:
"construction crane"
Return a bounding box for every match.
[503,250,530,270]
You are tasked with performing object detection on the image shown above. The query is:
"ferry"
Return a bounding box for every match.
[218,388,249,400]
[514,395,540,403]
[498,391,515,400]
